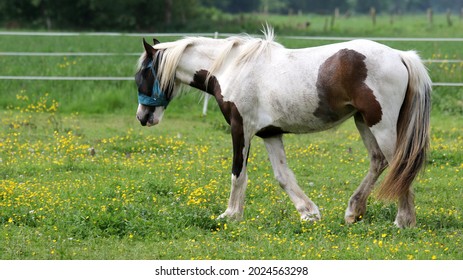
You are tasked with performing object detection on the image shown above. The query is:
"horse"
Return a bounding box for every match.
[135,27,431,228]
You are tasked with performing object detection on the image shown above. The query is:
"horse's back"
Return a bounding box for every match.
[233,40,408,134]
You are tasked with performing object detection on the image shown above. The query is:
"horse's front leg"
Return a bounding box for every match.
[218,120,250,221]
[264,135,321,221]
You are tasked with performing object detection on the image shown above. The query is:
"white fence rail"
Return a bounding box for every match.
[1,75,461,87]
[1,32,461,87]
[0,52,140,57]
[1,51,463,65]
[2,31,463,41]
[0,76,132,81]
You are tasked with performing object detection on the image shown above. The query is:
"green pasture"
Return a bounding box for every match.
[1,17,462,259]
[256,13,463,37]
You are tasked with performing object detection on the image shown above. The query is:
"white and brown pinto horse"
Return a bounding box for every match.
[135,28,431,228]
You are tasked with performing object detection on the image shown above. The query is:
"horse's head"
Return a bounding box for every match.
[135,38,170,127]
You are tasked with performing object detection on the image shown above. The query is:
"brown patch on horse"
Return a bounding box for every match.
[190,70,218,96]
[314,49,382,127]
[190,70,236,125]
[135,67,154,98]
[136,41,166,99]
[190,70,246,177]
[256,125,288,138]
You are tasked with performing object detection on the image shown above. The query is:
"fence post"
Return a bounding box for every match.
[446,9,453,26]
[427,8,433,26]
[330,8,338,29]
[370,7,376,26]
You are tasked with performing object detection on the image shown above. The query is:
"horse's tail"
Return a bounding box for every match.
[377,50,432,200]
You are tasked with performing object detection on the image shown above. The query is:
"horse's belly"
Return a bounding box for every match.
[273,109,355,134]
[259,89,355,134]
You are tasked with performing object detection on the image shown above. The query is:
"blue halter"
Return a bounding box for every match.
[138,61,170,108]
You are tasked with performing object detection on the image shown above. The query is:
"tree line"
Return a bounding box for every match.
[1,0,462,31]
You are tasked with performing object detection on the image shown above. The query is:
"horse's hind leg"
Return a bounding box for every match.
[395,189,416,228]
[345,114,388,224]
[264,135,320,221]
[368,115,417,228]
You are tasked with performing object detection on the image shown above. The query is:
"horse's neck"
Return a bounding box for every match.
[175,40,226,85]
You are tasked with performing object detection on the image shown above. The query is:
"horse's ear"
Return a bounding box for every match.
[153,38,160,45]
[142,38,156,58]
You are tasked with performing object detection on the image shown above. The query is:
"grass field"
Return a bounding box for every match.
[1,15,462,259]
[257,13,463,37]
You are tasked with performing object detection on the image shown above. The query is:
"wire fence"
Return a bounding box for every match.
[1,75,461,87]
[2,31,463,41]
[1,31,462,87]
[1,51,463,64]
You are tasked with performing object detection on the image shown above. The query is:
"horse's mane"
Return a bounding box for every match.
[137,26,280,92]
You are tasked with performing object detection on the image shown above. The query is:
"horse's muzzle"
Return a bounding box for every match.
[137,115,149,126]
[137,113,160,127]
[136,105,164,127]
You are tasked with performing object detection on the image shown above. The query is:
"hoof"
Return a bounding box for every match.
[344,206,365,225]
[345,214,356,224]
[344,213,363,224]
[301,212,321,222]
[394,217,416,228]
[217,210,242,221]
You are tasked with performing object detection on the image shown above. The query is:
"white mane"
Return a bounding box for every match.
[139,26,281,92]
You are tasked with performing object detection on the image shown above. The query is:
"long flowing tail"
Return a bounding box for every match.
[377,51,432,200]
